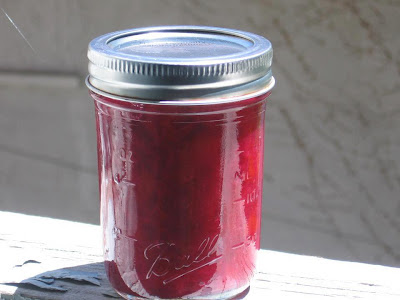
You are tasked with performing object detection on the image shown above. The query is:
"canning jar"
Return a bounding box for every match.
[86,26,274,299]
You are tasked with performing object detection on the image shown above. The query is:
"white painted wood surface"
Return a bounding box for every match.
[0,211,399,299]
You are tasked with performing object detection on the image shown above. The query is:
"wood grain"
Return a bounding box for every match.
[1,211,399,299]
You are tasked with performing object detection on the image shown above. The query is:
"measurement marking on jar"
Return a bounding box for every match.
[246,189,257,204]
[113,173,136,186]
[234,198,245,203]
[232,235,256,250]
[119,148,134,163]
[233,189,258,204]
[235,171,251,181]
[117,231,138,242]
[114,147,136,186]
[232,242,245,250]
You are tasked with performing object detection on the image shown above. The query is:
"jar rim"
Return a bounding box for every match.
[86,76,274,106]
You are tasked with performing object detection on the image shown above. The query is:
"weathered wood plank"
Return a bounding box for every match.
[1,211,400,299]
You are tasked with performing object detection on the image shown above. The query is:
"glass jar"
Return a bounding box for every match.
[86,26,274,299]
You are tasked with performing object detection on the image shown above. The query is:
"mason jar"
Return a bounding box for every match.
[86,26,274,299]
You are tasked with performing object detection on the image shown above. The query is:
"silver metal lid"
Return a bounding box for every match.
[87,26,274,101]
